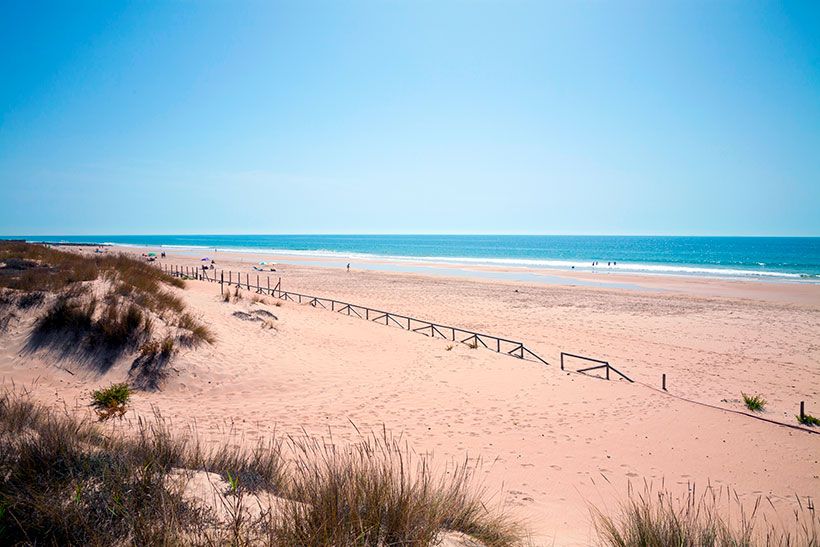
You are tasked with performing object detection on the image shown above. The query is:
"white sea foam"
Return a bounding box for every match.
[54,239,814,282]
[128,244,813,281]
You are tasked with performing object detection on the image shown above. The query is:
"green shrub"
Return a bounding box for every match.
[742,393,766,412]
[797,413,820,426]
[91,383,131,420]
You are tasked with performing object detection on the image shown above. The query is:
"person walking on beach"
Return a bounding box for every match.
[346,263,350,272]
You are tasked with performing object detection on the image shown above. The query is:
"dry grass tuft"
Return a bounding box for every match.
[274,430,521,546]
[177,313,215,345]
[592,482,818,547]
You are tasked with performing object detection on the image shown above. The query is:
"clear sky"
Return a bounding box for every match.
[1,1,818,236]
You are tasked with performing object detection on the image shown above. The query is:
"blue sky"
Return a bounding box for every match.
[1,1,818,236]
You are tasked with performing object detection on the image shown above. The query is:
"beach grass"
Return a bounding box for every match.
[591,482,818,547]
[797,413,820,427]
[742,393,766,412]
[0,390,523,545]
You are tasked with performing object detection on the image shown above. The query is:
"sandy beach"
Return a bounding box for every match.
[2,244,818,545]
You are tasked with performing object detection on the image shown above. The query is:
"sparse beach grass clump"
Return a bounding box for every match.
[592,483,818,547]
[177,312,215,345]
[0,391,522,546]
[797,413,820,427]
[742,393,766,412]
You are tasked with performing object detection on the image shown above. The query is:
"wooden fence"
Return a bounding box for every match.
[161,263,549,366]
[560,352,634,382]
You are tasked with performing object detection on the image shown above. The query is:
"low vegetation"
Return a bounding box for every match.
[0,391,521,545]
[592,483,818,547]
[0,241,213,387]
[91,382,131,420]
[797,413,820,427]
[742,393,766,412]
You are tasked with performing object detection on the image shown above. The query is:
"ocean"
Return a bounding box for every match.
[10,235,820,281]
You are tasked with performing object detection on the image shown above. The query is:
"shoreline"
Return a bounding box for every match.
[20,238,820,284]
[83,244,820,306]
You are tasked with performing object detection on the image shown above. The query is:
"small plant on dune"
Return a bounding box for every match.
[445,344,454,351]
[225,471,240,494]
[274,299,282,307]
[91,383,131,420]
[250,294,267,305]
[797,413,820,426]
[222,290,231,303]
[467,341,478,349]
[233,285,242,301]
[742,393,766,412]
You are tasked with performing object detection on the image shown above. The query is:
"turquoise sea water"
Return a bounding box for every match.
[10,235,820,281]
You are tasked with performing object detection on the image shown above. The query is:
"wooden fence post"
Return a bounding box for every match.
[662,373,667,391]
[220,271,224,295]
[800,401,806,422]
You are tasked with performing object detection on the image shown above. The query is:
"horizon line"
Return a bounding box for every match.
[3,233,820,239]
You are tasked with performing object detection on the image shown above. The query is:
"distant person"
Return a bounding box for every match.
[608,261,611,267]
[346,263,350,272]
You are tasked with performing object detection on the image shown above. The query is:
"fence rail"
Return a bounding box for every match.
[161,263,549,367]
[560,352,633,382]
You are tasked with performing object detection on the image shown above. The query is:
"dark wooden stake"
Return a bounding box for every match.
[662,373,667,391]
[800,401,805,422]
